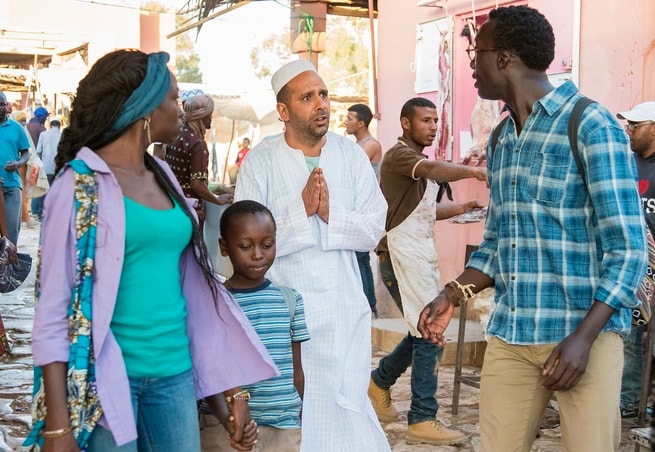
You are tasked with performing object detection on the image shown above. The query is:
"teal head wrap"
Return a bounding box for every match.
[103,51,171,141]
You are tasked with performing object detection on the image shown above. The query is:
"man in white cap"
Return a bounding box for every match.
[616,101,655,419]
[235,59,390,451]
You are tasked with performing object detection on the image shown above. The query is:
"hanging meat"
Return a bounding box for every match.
[435,28,451,161]
[463,97,501,166]
[459,18,502,166]
[437,96,449,161]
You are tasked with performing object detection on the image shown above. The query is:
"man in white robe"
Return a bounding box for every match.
[235,59,390,451]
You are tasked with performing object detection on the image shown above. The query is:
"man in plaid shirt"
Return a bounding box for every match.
[418,5,647,452]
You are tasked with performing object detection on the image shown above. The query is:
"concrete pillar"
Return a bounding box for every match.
[289,1,327,68]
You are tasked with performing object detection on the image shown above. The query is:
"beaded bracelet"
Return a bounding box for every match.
[225,390,250,404]
[445,280,476,307]
[40,426,73,438]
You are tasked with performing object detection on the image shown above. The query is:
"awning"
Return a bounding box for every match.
[36,52,88,94]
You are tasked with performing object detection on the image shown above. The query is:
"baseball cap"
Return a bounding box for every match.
[617,102,655,122]
[271,59,317,97]
[34,106,49,118]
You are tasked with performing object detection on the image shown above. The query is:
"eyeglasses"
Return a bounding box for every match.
[466,45,500,62]
[625,121,655,132]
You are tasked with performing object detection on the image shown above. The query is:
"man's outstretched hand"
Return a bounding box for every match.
[417,294,455,346]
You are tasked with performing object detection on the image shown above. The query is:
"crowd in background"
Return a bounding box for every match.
[0,4,652,452]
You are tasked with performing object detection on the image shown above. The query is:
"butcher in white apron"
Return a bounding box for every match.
[369,97,487,446]
[388,178,441,336]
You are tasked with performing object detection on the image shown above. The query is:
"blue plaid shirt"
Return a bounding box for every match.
[468,81,647,344]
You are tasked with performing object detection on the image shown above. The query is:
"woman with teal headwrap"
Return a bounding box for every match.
[25,49,277,452]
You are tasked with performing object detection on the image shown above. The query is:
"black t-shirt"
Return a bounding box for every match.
[635,153,655,237]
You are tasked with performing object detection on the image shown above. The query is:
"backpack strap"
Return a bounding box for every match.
[279,285,297,319]
[568,96,596,186]
[488,115,510,162]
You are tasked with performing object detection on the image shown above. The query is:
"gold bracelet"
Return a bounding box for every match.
[40,426,73,438]
[445,280,476,307]
[225,390,250,404]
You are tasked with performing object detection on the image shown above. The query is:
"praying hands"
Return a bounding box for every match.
[302,167,329,222]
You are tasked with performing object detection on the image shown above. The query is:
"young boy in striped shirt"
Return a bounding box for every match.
[211,200,310,452]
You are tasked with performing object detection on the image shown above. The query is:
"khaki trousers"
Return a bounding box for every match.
[480,332,623,452]
[199,413,301,452]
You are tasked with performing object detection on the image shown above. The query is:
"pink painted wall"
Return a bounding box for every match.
[376,2,439,150]
[376,0,655,285]
[578,0,655,111]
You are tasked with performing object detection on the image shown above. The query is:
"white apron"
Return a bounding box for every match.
[387,178,441,336]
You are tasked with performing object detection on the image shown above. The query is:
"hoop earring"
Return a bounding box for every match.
[143,117,152,145]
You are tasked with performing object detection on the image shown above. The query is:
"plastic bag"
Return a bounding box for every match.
[0,237,32,293]
[26,152,49,198]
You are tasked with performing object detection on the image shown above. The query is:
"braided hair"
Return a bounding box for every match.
[56,49,147,174]
[56,48,220,302]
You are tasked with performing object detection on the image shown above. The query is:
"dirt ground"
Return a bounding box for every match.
[373,347,645,451]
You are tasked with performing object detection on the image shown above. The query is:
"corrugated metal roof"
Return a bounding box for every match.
[179,0,377,20]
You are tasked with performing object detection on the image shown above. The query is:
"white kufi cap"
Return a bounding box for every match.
[271,59,318,97]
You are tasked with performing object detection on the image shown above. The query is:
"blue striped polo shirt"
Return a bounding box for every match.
[230,280,310,428]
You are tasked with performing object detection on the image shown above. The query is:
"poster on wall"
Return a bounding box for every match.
[414,16,453,161]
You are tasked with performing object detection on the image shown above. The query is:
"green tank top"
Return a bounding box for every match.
[111,196,193,377]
